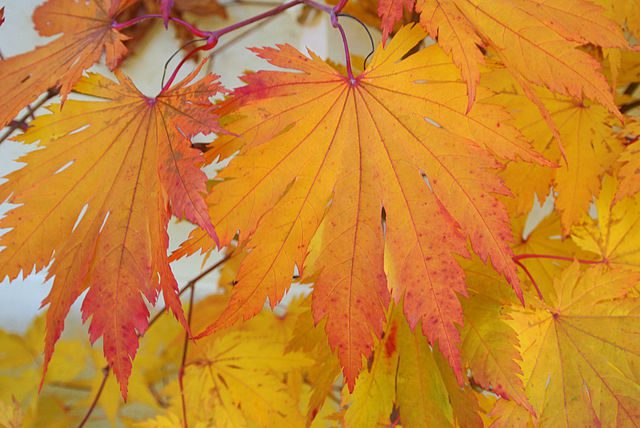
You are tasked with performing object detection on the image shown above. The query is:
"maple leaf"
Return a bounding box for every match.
[508,262,640,426]
[179,329,312,427]
[176,24,546,389]
[287,299,341,424]
[342,304,483,427]
[616,118,640,201]
[378,0,627,114]
[572,175,640,271]
[0,0,134,129]
[460,258,531,412]
[487,70,624,231]
[510,211,588,299]
[594,0,640,39]
[0,66,222,397]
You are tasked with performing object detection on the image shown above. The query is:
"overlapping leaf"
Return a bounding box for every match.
[572,175,640,271]
[177,329,312,427]
[378,0,627,114]
[0,67,222,397]
[0,0,133,129]
[488,71,624,231]
[176,24,546,389]
[460,259,531,412]
[507,262,640,426]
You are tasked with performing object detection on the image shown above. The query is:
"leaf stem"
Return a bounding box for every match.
[512,253,603,265]
[114,0,358,92]
[332,19,356,83]
[513,259,544,300]
[0,87,60,145]
[77,366,109,428]
[179,283,196,428]
[113,15,210,38]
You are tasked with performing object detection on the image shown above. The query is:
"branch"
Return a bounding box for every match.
[77,366,109,428]
[0,87,60,145]
[512,253,603,265]
[112,0,357,93]
[179,283,196,428]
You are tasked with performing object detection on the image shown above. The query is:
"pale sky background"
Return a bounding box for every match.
[0,0,380,333]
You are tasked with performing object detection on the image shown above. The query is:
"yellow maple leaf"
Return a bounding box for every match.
[486,69,624,231]
[460,258,531,413]
[572,175,640,271]
[509,262,640,426]
[380,0,629,115]
[177,330,312,427]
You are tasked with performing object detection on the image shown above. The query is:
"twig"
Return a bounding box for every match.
[146,253,234,330]
[77,366,109,428]
[0,87,60,145]
[513,258,544,301]
[512,253,603,265]
[512,253,605,301]
[179,283,196,428]
[620,99,640,114]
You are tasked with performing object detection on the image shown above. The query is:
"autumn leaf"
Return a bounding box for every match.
[488,69,624,231]
[0,0,134,129]
[572,175,640,271]
[378,0,628,114]
[460,258,531,413]
[507,262,640,426]
[616,118,640,201]
[342,306,397,427]
[178,329,312,427]
[287,299,341,425]
[0,66,223,397]
[510,211,589,299]
[176,24,546,389]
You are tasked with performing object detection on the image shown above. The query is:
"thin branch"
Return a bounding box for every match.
[77,366,109,428]
[620,99,640,114]
[113,0,357,93]
[0,87,60,145]
[147,253,235,331]
[513,253,603,265]
[179,283,196,428]
[623,82,639,96]
[513,258,544,301]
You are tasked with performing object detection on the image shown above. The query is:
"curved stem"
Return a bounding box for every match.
[159,43,211,95]
[113,15,209,38]
[332,20,356,82]
[77,367,109,428]
[513,253,603,265]
[113,0,357,92]
[179,284,196,428]
[513,259,543,301]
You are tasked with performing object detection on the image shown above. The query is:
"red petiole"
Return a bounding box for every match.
[113,0,357,93]
[512,253,604,265]
[512,253,605,302]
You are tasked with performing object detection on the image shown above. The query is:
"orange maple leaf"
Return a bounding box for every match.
[377,0,628,114]
[0,65,222,398]
[176,25,548,389]
[0,0,132,129]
